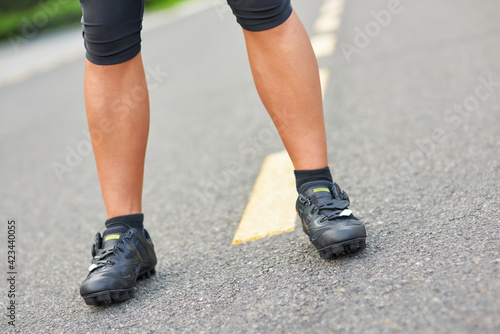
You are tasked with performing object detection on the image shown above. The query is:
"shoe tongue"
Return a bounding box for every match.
[102,225,128,248]
[302,183,334,205]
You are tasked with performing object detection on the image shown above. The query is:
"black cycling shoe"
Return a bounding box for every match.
[296,181,366,259]
[80,225,157,305]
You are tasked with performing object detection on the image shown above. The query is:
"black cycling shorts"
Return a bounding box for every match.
[80,0,293,65]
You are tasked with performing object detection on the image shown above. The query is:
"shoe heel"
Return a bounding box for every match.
[138,267,156,280]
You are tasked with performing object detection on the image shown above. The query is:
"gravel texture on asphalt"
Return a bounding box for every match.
[0,0,498,333]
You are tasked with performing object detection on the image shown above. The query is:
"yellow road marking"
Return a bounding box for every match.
[231,151,297,245]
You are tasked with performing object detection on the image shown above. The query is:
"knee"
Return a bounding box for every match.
[80,0,144,65]
[227,0,293,32]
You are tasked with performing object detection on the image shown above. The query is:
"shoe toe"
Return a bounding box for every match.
[313,222,366,249]
[80,271,131,296]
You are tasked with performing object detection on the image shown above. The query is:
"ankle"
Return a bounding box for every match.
[105,213,144,231]
[294,166,333,193]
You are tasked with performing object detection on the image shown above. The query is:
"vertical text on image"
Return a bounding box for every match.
[6,219,17,327]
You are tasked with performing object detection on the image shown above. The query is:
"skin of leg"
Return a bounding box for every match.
[242,10,328,170]
[84,52,149,219]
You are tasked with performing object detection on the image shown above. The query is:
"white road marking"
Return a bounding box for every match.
[319,67,331,99]
[315,16,342,33]
[0,0,214,89]
[315,0,346,33]
[311,33,337,58]
[321,0,345,11]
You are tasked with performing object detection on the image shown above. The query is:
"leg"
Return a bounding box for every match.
[81,0,148,218]
[84,54,149,219]
[79,0,156,305]
[242,10,328,170]
[228,0,366,258]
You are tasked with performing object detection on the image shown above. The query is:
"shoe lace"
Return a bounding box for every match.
[315,199,351,222]
[92,245,125,268]
[90,230,132,270]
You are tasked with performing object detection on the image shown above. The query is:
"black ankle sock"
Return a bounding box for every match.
[105,213,144,231]
[294,167,333,193]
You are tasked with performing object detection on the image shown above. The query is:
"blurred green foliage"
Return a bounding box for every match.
[0,0,46,13]
[0,0,188,42]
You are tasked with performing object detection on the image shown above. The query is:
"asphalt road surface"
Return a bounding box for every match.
[0,0,499,333]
